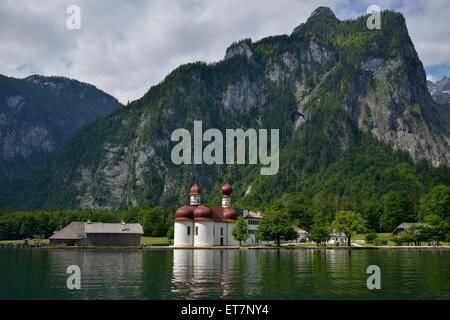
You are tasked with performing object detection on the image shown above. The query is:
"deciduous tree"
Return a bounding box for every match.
[332,210,365,246]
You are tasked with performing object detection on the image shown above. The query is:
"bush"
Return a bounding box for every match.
[365,232,377,243]
[373,238,388,246]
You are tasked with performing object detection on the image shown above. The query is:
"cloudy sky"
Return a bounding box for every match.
[1,0,449,103]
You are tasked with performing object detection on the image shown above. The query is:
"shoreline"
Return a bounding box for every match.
[1,244,450,250]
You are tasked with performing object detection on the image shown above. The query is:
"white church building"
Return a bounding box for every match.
[174,183,243,247]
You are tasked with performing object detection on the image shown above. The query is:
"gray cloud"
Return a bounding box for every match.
[0,0,449,103]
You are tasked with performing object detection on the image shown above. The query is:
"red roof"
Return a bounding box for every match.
[190,184,202,194]
[175,205,238,222]
[175,205,195,220]
[220,183,233,196]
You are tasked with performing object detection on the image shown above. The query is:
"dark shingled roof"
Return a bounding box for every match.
[49,222,143,240]
[49,222,85,240]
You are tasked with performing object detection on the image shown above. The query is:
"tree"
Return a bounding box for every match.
[332,210,365,247]
[308,220,330,246]
[139,207,170,237]
[419,185,450,220]
[167,226,174,240]
[284,193,315,230]
[379,191,415,231]
[232,217,249,246]
[395,232,417,246]
[421,214,450,246]
[256,212,297,246]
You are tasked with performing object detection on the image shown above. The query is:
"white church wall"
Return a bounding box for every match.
[213,222,227,246]
[194,221,214,246]
[174,221,194,246]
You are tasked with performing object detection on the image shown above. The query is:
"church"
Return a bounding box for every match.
[174,183,240,247]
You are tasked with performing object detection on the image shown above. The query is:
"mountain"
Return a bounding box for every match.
[0,75,120,181]
[1,7,450,231]
[428,76,450,104]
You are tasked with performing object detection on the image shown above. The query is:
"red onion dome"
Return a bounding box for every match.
[194,205,213,219]
[221,183,232,196]
[224,208,238,220]
[190,183,202,195]
[176,205,194,220]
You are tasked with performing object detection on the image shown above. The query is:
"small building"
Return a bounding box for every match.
[283,227,308,244]
[392,222,426,236]
[294,227,308,242]
[240,210,274,245]
[49,221,143,246]
[241,209,261,245]
[328,231,347,245]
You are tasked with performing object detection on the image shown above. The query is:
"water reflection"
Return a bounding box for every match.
[171,249,240,299]
[1,248,450,299]
[49,249,143,299]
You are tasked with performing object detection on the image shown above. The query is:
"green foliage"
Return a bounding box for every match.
[332,210,365,246]
[231,217,249,246]
[166,226,174,240]
[421,215,450,245]
[365,232,377,244]
[373,238,388,246]
[394,232,418,246]
[0,207,175,240]
[256,211,297,246]
[379,191,415,231]
[139,207,174,237]
[419,185,450,220]
[308,219,331,246]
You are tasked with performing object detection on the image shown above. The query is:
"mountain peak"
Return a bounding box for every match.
[308,6,337,21]
[292,6,339,35]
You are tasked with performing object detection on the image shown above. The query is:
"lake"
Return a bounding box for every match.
[0,248,449,299]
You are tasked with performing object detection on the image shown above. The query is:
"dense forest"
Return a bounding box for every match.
[0,184,448,240]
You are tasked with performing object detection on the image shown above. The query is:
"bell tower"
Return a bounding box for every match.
[189,183,202,206]
[221,183,232,208]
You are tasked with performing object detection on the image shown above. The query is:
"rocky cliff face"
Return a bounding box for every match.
[0,75,119,181]
[354,54,450,167]
[2,7,449,211]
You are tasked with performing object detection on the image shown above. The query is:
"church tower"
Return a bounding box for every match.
[190,183,202,206]
[221,183,232,208]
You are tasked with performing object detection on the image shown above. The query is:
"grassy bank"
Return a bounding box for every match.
[1,236,447,248]
[0,237,170,246]
[0,239,49,245]
[141,237,170,246]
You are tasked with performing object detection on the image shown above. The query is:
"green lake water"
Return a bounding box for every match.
[0,248,449,299]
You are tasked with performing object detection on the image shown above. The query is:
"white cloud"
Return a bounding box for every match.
[0,0,449,103]
[426,74,436,82]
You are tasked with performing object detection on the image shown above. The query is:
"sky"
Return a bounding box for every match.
[1,0,450,103]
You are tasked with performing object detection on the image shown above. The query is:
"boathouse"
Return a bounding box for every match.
[49,221,143,246]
